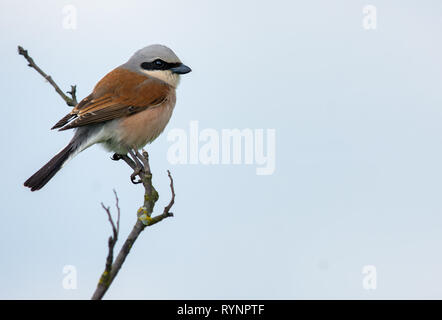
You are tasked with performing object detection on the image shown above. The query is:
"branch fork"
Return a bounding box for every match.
[92,151,176,299]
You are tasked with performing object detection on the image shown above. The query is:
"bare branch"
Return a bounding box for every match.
[163,170,175,215]
[113,189,120,235]
[97,191,121,289]
[91,150,176,300]
[18,45,77,106]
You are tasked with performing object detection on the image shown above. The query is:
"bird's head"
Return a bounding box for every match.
[123,44,191,88]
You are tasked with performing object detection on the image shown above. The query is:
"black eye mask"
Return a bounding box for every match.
[140,59,182,71]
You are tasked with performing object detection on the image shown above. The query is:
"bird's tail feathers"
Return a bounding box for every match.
[24,140,80,191]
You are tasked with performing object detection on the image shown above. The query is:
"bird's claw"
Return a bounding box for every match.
[130,167,143,184]
[111,153,123,161]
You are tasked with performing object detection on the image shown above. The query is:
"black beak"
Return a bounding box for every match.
[171,63,192,74]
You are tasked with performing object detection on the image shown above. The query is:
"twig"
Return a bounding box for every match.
[163,170,175,215]
[113,190,120,235]
[91,150,175,300]
[99,191,120,285]
[18,45,77,106]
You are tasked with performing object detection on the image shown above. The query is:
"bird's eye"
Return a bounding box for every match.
[140,60,167,70]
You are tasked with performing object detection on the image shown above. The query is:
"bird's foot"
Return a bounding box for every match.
[111,153,123,161]
[130,166,143,184]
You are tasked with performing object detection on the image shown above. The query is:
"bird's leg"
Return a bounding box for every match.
[128,149,143,168]
[128,149,143,184]
[134,148,150,170]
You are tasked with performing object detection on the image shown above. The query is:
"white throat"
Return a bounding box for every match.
[141,70,180,88]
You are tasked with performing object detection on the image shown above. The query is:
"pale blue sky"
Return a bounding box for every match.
[1,0,442,299]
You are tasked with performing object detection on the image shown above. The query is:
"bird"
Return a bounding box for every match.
[24,44,191,191]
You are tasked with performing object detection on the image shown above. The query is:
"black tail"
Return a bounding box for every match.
[24,142,77,191]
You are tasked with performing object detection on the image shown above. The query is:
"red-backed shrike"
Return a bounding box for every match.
[24,44,191,191]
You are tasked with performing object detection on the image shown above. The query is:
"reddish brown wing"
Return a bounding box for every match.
[52,68,171,131]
